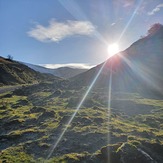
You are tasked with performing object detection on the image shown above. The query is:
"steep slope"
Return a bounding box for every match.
[70,24,163,95]
[23,62,88,78]
[0,57,60,86]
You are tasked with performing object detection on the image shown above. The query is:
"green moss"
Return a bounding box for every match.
[1,84,163,162]
[0,146,35,163]
[48,152,89,163]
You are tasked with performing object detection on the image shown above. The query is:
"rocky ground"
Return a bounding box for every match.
[0,83,163,162]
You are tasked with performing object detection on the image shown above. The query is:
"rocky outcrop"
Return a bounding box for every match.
[97,142,163,163]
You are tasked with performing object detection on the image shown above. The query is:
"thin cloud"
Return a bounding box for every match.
[40,63,96,69]
[123,0,135,8]
[28,19,96,42]
[111,22,116,26]
[148,3,163,15]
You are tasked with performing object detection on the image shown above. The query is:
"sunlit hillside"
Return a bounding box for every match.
[1,1,163,162]
[0,24,163,163]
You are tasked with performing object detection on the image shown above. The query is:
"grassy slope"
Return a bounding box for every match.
[0,57,60,86]
[0,83,163,162]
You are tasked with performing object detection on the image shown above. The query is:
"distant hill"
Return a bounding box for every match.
[70,24,163,95]
[23,62,88,78]
[0,57,60,86]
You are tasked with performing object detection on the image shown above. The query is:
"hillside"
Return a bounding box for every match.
[70,24,163,95]
[0,25,163,163]
[23,62,88,78]
[0,81,163,162]
[0,57,60,86]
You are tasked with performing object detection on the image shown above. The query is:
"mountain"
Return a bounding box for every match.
[0,56,60,86]
[0,24,163,163]
[22,62,55,74]
[70,24,163,95]
[23,62,88,78]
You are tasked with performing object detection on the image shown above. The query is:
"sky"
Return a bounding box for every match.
[0,0,163,68]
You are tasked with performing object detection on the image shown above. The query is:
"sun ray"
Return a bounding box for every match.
[117,0,144,43]
[58,0,108,46]
[46,61,108,160]
[108,63,112,124]
[105,1,143,157]
[118,53,162,93]
[107,62,113,162]
[46,0,145,160]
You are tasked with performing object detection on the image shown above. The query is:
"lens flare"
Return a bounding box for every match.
[107,62,113,162]
[108,64,112,120]
[58,0,108,46]
[46,61,107,160]
[118,54,162,92]
[117,0,144,42]
[46,0,144,160]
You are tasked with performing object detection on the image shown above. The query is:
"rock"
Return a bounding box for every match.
[117,143,156,163]
[2,93,12,98]
[99,142,157,163]
[141,142,163,162]
[93,117,104,124]
[52,90,62,97]
[101,143,121,162]
[92,106,100,110]
[37,111,55,122]
[1,119,22,133]
[24,118,37,126]
[30,107,46,113]
[60,116,71,124]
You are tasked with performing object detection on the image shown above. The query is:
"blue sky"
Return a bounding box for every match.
[0,0,163,68]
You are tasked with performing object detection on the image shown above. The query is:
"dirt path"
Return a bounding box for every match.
[0,85,22,94]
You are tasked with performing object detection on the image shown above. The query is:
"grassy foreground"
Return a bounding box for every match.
[0,83,163,162]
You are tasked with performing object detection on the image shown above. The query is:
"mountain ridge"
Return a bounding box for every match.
[23,62,88,79]
[70,24,163,96]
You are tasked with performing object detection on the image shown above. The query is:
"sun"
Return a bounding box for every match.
[107,43,119,57]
